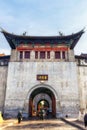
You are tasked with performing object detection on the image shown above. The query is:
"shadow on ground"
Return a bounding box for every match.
[6,120,66,129]
[61,118,85,130]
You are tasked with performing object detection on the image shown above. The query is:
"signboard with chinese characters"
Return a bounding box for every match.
[37,75,48,81]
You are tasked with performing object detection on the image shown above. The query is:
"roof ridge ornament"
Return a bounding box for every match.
[22,31,27,36]
[58,31,64,36]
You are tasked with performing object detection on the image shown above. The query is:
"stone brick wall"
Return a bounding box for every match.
[78,66,87,112]
[4,61,79,117]
[0,66,8,112]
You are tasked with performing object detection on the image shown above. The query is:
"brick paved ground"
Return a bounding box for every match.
[0,118,86,130]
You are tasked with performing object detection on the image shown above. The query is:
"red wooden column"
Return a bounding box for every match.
[52,95,56,117]
[29,97,33,117]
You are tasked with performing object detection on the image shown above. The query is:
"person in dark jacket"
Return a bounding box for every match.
[17,111,22,123]
[84,113,87,127]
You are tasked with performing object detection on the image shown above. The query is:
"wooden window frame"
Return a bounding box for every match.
[40,51,45,59]
[47,51,50,59]
[20,51,23,59]
[35,51,38,59]
[55,51,60,59]
[62,51,65,59]
[25,51,30,59]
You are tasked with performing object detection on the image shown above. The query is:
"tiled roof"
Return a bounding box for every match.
[75,53,87,59]
[1,29,84,49]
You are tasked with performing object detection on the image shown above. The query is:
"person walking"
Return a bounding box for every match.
[84,113,87,128]
[17,111,22,124]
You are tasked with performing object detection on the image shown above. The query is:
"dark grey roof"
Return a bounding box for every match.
[1,29,84,49]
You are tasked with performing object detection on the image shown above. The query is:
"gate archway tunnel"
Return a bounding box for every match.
[29,87,56,117]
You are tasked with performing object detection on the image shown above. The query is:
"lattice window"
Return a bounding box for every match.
[62,51,65,59]
[20,51,23,59]
[35,51,38,59]
[40,51,45,59]
[47,51,50,59]
[55,51,60,59]
[25,51,30,59]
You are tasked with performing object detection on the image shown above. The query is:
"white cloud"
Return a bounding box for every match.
[0,48,11,55]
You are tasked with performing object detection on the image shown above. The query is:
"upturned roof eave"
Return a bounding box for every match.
[1,29,84,49]
[1,29,84,39]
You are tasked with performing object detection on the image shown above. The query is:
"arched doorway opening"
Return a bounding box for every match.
[37,99,49,111]
[29,87,56,118]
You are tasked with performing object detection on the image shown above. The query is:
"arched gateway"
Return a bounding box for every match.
[29,85,56,117]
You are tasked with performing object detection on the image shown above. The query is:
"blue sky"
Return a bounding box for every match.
[0,0,87,55]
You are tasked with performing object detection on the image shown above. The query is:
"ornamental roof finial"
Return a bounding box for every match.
[23,31,27,36]
[58,31,64,36]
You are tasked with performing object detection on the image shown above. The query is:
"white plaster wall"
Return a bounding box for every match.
[5,61,79,117]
